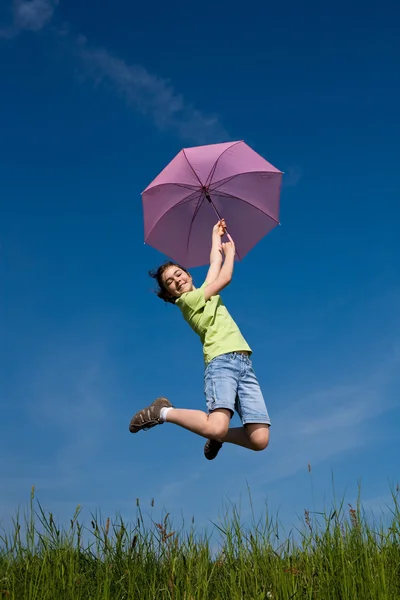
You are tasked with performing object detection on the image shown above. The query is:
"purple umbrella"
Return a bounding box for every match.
[142,140,283,268]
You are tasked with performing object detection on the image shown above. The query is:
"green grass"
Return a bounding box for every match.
[1,486,400,599]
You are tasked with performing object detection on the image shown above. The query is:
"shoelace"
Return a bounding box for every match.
[136,408,160,431]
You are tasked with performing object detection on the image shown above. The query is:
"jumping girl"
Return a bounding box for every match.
[129,220,271,460]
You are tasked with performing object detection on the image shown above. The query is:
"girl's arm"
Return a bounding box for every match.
[205,220,226,283]
[204,235,235,301]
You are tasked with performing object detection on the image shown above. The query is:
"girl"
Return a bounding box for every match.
[129,220,271,460]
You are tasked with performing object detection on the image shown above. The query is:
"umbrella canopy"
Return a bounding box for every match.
[142,140,283,268]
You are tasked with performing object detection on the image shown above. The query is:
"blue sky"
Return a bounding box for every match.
[1,0,399,535]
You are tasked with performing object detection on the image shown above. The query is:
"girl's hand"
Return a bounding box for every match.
[213,219,227,237]
[222,234,235,257]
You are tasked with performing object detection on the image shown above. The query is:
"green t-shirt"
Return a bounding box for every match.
[176,282,252,364]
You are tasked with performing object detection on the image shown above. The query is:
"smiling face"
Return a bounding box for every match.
[161,264,194,299]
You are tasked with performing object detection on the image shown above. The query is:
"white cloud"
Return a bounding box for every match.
[28,345,113,480]
[0,338,116,508]
[1,1,228,143]
[253,349,400,483]
[210,346,400,503]
[0,0,57,38]
[14,0,57,31]
[76,37,229,144]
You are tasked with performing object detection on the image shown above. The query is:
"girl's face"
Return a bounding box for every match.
[162,265,194,298]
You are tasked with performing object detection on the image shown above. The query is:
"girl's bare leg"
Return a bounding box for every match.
[222,423,270,451]
[166,408,231,439]
[166,409,269,451]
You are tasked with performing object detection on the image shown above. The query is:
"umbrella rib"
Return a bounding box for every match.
[143,170,280,195]
[212,189,281,225]
[205,141,243,187]
[209,174,238,190]
[142,182,199,194]
[185,195,204,260]
[144,190,201,242]
[182,149,204,187]
[210,170,282,193]
[180,149,211,261]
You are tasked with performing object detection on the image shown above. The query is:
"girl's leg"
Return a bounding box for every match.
[222,423,270,451]
[165,353,238,441]
[204,422,270,460]
[165,407,231,440]
[165,408,269,449]
[168,356,270,451]
[166,410,269,450]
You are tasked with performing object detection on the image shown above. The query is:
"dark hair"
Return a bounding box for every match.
[149,261,190,304]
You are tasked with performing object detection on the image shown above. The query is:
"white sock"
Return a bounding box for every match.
[160,406,173,423]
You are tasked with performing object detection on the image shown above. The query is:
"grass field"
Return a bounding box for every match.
[1,486,399,599]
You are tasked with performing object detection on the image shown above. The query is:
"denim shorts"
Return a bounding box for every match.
[204,352,271,426]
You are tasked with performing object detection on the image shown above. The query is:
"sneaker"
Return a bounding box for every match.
[129,397,173,433]
[204,439,223,460]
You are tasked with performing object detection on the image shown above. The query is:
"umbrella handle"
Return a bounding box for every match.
[205,192,241,261]
[205,193,223,222]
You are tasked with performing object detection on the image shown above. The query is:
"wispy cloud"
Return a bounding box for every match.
[251,349,400,483]
[27,344,113,485]
[75,36,229,144]
[0,0,58,38]
[15,0,57,31]
[0,338,116,508]
[1,1,228,143]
